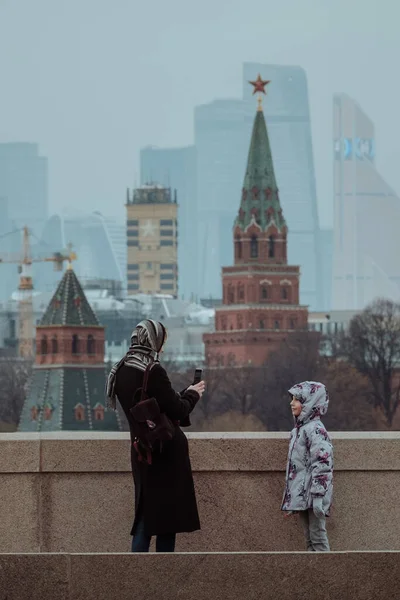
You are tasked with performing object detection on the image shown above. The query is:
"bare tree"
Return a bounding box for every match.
[340,298,400,426]
[258,333,321,430]
[160,356,196,392]
[321,359,378,430]
[221,365,264,416]
[195,367,226,421]
[0,359,32,426]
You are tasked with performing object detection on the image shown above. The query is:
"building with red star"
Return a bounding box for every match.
[203,83,309,367]
[18,265,122,431]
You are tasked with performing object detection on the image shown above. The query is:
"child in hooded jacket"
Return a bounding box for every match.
[281,381,333,552]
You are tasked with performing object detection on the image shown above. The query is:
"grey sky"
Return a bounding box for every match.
[0,0,399,229]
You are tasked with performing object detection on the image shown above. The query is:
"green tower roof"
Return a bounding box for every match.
[18,366,122,432]
[235,106,286,232]
[40,266,100,327]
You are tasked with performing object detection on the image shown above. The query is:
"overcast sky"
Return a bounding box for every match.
[0,0,399,228]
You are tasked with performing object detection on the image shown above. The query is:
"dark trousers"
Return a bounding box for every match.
[131,515,176,553]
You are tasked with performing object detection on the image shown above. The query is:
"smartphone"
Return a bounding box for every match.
[193,368,202,385]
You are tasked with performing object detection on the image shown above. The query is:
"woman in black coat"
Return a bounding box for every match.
[106,319,205,552]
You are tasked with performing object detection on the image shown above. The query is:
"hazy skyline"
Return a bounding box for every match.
[0,0,399,229]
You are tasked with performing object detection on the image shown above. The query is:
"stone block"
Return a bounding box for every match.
[0,554,69,600]
[70,552,348,600]
[40,437,130,472]
[0,437,40,473]
[0,474,40,553]
[40,473,133,552]
[178,471,304,552]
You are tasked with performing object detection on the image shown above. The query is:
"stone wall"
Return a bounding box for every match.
[2,552,400,600]
[1,431,400,553]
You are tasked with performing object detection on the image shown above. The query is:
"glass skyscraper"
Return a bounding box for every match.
[0,143,48,238]
[333,93,400,310]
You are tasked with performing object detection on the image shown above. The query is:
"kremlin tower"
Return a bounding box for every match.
[18,266,122,431]
[203,75,309,367]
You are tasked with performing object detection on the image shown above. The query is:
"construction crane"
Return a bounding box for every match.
[0,226,77,359]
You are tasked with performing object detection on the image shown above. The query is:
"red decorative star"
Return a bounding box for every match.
[249,74,270,95]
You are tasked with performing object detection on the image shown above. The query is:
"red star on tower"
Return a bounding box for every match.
[249,74,270,95]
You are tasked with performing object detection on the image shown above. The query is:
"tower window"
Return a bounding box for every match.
[261,286,268,301]
[51,336,58,354]
[238,285,244,301]
[250,236,258,258]
[93,404,105,421]
[282,287,288,300]
[74,404,85,421]
[274,320,280,330]
[72,334,80,355]
[259,319,265,329]
[236,237,242,259]
[87,334,95,355]
[269,236,275,258]
[40,336,48,355]
[289,318,296,329]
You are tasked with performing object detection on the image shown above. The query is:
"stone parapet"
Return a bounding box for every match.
[1,552,400,600]
[1,432,400,553]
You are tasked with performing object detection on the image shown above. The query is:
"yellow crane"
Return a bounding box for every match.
[0,226,77,358]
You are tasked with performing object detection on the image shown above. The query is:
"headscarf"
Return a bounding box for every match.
[288,381,329,426]
[106,319,167,410]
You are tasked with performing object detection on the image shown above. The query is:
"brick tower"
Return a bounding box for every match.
[18,265,122,431]
[203,76,309,367]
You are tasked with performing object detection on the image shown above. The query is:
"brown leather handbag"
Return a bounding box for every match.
[130,362,175,464]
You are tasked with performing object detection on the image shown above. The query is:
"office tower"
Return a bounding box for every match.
[333,94,400,309]
[18,266,122,432]
[204,87,309,367]
[0,197,19,302]
[140,145,196,299]
[36,211,125,294]
[0,143,48,237]
[318,228,333,311]
[126,185,178,296]
[194,99,250,298]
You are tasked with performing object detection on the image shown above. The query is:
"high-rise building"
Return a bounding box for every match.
[333,94,400,310]
[18,266,122,432]
[194,64,320,308]
[140,146,196,299]
[35,211,126,294]
[204,86,309,367]
[194,99,250,298]
[318,228,333,311]
[126,185,178,296]
[0,143,48,237]
[0,197,19,303]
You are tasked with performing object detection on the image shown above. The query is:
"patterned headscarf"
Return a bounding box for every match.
[105,319,167,410]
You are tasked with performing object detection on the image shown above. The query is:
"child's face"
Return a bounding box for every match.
[290,395,302,417]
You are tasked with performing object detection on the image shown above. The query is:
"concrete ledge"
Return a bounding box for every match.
[2,432,400,553]
[3,431,400,472]
[1,552,400,600]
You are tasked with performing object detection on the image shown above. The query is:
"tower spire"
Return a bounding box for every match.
[235,76,286,233]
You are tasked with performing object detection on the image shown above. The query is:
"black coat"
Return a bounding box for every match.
[114,362,201,536]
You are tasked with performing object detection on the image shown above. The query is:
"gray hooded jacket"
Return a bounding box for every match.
[281,381,333,514]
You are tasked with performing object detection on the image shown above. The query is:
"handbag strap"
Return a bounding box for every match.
[141,362,156,402]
